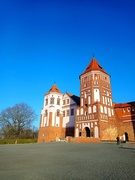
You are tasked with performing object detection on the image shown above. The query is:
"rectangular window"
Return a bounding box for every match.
[81,98,83,106]
[102,96,104,104]
[66,110,69,116]
[94,81,98,85]
[63,111,65,117]
[77,109,79,116]
[71,108,74,116]
[81,108,83,115]
[57,98,60,105]
[88,96,91,104]
[45,99,48,105]
[45,110,48,116]
[108,108,111,117]
[63,100,65,105]
[57,110,60,116]
[84,92,87,98]
[67,99,69,104]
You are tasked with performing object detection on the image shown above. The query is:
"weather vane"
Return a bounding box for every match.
[92,53,95,57]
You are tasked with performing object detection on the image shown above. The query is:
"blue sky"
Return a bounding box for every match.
[0,0,135,128]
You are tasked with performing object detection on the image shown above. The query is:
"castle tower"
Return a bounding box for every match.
[38,84,63,142]
[75,57,117,140]
[38,84,80,142]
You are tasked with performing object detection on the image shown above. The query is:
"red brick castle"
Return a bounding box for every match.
[38,57,135,142]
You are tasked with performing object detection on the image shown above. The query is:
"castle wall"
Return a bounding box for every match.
[115,104,135,141]
[100,120,118,140]
[38,58,135,143]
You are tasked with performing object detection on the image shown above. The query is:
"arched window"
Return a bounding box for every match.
[94,89,100,102]
[50,97,54,104]
[94,126,99,138]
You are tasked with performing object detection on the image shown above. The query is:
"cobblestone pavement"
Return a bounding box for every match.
[0,142,135,180]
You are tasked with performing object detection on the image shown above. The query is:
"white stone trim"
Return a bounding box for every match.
[100,119,108,122]
[122,114,135,117]
[123,119,135,123]
[76,120,98,123]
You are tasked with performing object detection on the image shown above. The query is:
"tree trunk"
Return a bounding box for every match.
[15,138,18,144]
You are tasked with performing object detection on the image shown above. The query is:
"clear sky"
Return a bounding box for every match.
[0,0,135,128]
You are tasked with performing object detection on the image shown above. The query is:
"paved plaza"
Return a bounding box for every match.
[0,142,135,180]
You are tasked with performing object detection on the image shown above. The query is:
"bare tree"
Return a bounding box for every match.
[0,103,37,143]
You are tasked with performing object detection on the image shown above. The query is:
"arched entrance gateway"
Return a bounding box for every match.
[82,127,91,137]
[76,126,98,138]
[85,127,90,137]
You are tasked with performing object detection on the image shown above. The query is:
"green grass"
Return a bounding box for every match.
[0,138,37,144]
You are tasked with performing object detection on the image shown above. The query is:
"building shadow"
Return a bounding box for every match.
[119,146,135,151]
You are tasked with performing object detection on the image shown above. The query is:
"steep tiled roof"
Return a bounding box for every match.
[114,101,135,108]
[48,84,61,93]
[81,57,106,75]
[66,92,80,106]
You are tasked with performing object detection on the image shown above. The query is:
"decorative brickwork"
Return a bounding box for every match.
[75,57,118,141]
[38,57,135,143]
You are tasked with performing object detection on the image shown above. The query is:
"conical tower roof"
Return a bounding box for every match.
[48,84,61,93]
[81,57,106,75]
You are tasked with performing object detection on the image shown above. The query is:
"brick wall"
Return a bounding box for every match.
[100,118,118,140]
[72,137,100,143]
[114,104,135,141]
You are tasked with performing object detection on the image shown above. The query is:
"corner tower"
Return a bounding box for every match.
[75,57,117,140]
[38,84,80,142]
[38,84,63,142]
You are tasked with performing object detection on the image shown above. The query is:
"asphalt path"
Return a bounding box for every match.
[0,142,135,180]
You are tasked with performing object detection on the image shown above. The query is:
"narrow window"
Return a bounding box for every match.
[63,111,65,117]
[93,105,97,113]
[67,99,69,104]
[63,100,65,105]
[50,97,54,104]
[66,110,69,116]
[57,98,60,105]
[57,109,60,116]
[45,110,48,116]
[45,98,48,105]
[71,108,74,116]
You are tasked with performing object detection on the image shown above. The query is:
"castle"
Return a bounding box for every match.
[38,57,135,142]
